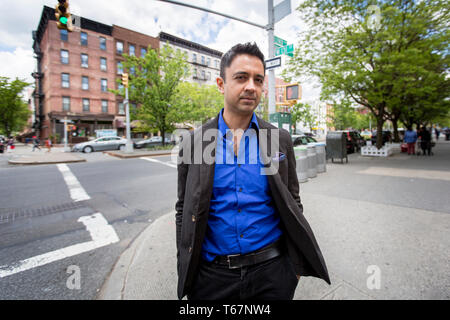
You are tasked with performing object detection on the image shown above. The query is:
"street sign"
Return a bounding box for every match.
[274,0,292,24]
[265,57,282,70]
[275,44,295,57]
[274,36,287,48]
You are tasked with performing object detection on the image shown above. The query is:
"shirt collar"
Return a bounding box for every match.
[218,108,259,138]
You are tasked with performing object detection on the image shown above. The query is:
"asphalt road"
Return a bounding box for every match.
[0,140,449,300]
[0,154,177,299]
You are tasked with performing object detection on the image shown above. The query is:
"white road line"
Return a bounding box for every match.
[0,213,119,278]
[140,157,177,168]
[57,163,91,202]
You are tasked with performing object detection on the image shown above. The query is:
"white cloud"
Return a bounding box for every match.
[0,0,322,100]
[0,47,35,83]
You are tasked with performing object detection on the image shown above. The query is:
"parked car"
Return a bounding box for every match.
[360,130,372,140]
[134,136,174,149]
[72,136,128,153]
[291,134,318,147]
[370,130,392,145]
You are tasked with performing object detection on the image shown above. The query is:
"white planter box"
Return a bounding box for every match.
[361,145,392,157]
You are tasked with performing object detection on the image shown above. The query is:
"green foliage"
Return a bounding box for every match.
[0,76,31,136]
[110,43,189,144]
[170,82,223,124]
[291,102,318,132]
[283,0,449,148]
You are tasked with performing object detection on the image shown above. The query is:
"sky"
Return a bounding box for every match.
[0,0,321,101]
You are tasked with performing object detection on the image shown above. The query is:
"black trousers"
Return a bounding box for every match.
[187,252,299,300]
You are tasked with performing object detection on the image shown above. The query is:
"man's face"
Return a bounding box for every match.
[217,54,265,116]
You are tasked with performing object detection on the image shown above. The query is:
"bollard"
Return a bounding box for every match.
[315,143,326,173]
[307,143,317,178]
[295,146,308,183]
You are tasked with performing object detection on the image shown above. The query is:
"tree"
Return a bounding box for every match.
[0,77,31,137]
[111,43,190,145]
[291,102,318,133]
[283,0,449,148]
[170,82,223,124]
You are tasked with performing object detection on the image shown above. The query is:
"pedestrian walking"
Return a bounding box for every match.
[419,126,432,156]
[435,127,440,141]
[45,138,52,152]
[403,126,417,155]
[32,136,41,151]
[175,42,330,301]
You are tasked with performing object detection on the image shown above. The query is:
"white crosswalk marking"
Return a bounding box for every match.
[140,157,177,168]
[57,163,91,202]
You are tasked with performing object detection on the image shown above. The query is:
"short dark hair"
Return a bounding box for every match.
[220,42,265,81]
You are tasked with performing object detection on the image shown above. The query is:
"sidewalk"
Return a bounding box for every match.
[98,138,450,300]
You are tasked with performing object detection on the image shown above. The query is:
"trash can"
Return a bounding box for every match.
[307,143,317,178]
[295,146,308,183]
[326,131,348,163]
[315,142,326,173]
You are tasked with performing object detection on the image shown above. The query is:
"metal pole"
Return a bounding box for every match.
[125,87,133,153]
[157,0,266,29]
[267,0,276,116]
[64,116,69,152]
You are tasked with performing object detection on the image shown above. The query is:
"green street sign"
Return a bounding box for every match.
[275,44,294,57]
[60,16,68,25]
[286,43,294,53]
[274,36,287,48]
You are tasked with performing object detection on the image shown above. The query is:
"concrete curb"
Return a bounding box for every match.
[104,151,173,159]
[8,155,86,165]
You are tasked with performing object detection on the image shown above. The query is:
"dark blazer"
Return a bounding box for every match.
[175,114,330,300]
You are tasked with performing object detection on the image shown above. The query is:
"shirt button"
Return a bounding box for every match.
[192,215,196,222]
[240,234,244,238]
[238,209,241,213]
[189,247,192,253]
[239,188,242,192]
[238,164,241,168]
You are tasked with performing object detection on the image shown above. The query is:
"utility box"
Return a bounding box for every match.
[269,112,292,135]
[326,131,348,163]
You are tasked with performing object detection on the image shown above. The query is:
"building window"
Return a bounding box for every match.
[100,37,106,50]
[60,50,69,64]
[81,54,88,68]
[141,47,147,57]
[192,53,197,63]
[201,56,205,65]
[101,100,108,113]
[62,96,70,111]
[101,79,108,92]
[80,32,88,46]
[129,44,135,56]
[61,73,70,88]
[100,57,107,71]
[117,61,123,74]
[207,72,211,80]
[207,57,210,66]
[116,41,123,54]
[201,70,205,79]
[82,76,89,90]
[215,60,219,68]
[193,68,197,78]
[118,102,125,115]
[82,98,90,112]
[60,29,68,41]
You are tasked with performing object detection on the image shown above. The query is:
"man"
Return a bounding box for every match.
[175,43,330,300]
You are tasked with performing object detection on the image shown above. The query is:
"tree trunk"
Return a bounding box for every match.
[376,107,385,149]
[392,118,400,142]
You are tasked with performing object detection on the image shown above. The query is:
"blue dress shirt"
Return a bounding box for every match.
[201,109,282,262]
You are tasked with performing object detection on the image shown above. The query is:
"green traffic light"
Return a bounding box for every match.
[59,16,68,25]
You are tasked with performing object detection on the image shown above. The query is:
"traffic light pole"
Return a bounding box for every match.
[157,0,277,115]
[124,87,133,153]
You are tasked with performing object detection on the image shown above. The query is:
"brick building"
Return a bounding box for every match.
[32,6,159,142]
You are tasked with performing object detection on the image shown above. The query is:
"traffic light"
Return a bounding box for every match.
[285,84,300,101]
[122,73,129,88]
[55,0,74,32]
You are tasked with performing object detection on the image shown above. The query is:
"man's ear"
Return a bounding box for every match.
[217,77,225,94]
